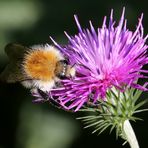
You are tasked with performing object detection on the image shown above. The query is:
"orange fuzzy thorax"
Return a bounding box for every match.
[23,49,60,81]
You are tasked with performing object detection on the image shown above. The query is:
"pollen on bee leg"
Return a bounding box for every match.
[70,67,76,77]
[67,65,76,77]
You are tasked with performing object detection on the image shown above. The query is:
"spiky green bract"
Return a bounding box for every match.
[77,86,147,141]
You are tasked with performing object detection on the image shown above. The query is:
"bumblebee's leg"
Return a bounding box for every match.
[47,91,65,109]
[35,89,62,109]
[37,89,50,101]
[31,88,49,103]
[32,88,74,112]
[86,92,101,109]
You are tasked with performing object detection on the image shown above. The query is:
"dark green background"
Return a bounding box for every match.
[0,0,148,148]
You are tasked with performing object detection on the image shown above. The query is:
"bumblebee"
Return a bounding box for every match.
[0,43,75,92]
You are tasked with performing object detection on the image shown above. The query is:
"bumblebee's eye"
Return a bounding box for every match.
[57,72,66,79]
[60,59,68,65]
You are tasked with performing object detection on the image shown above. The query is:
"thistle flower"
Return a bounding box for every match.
[48,8,148,112]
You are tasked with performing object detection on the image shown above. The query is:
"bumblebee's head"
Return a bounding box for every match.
[55,60,76,79]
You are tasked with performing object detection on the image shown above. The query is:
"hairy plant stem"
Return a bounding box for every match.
[123,120,139,148]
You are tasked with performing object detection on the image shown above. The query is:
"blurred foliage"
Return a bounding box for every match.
[0,0,147,148]
[16,103,79,148]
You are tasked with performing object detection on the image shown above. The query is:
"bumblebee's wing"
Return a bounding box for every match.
[5,43,29,60]
[0,61,26,83]
[0,43,30,83]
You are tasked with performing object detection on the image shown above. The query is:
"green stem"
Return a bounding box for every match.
[123,120,139,148]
